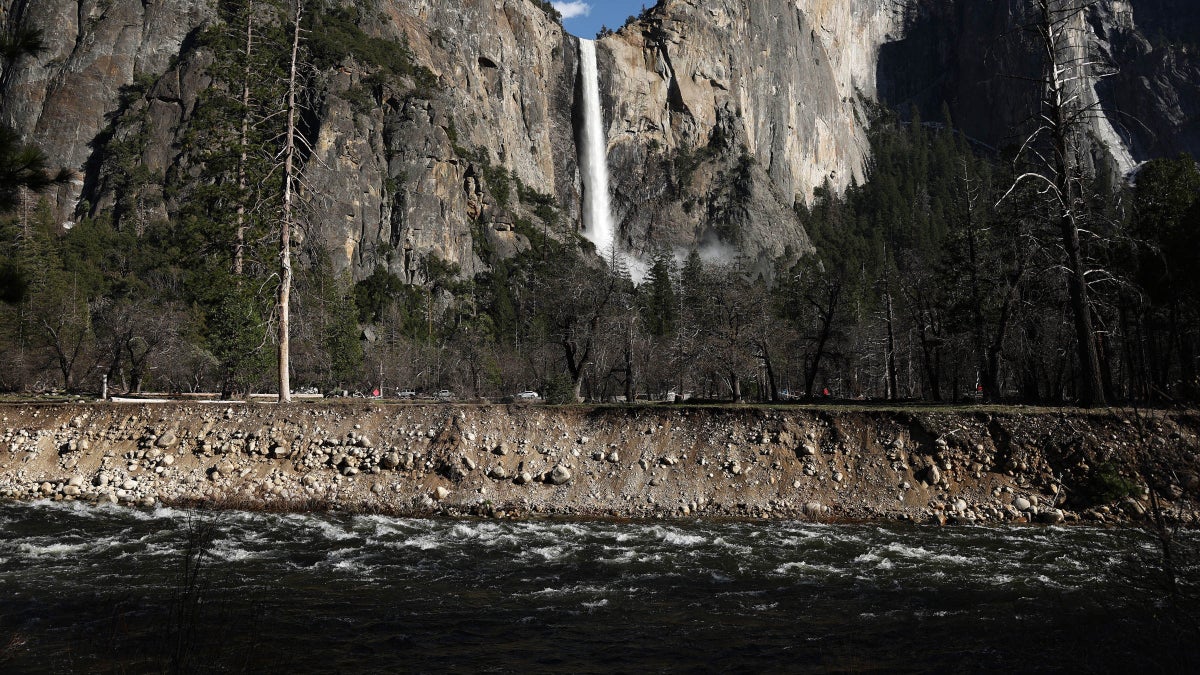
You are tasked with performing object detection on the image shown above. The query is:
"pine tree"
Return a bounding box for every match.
[640,249,677,337]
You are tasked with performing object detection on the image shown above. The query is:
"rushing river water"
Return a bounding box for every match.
[0,501,1196,673]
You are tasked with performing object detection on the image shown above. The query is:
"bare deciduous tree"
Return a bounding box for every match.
[1001,0,1113,406]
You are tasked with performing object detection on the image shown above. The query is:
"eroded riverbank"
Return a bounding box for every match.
[1,403,1198,525]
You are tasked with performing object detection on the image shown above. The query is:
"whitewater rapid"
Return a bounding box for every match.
[2,500,1193,672]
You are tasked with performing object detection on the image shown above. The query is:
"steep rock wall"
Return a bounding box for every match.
[1,0,1197,280]
[0,0,579,280]
[876,0,1198,168]
[374,0,581,278]
[599,0,903,262]
[0,0,215,220]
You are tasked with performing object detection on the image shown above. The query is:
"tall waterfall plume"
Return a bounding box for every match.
[577,39,617,259]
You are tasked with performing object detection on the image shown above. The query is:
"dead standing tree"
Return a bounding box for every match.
[1001,0,1113,406]
[277,0,303,403]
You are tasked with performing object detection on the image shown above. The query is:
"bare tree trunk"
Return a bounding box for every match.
[1041,0,1105,406]
[758,340,778,402]
[884,286,899,400]
[234,6,254,277]
[1060,211,1105,404]
[562,325,594,404]
[804,282,840,398]
[278,0,301,403]
[623,320,634,403]
[960,158,991,397]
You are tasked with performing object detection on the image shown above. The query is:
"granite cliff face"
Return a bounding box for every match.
[876,0,1199,168]
[1,0,580,280]
[0,0,1197,279]
[599,0,904,263]
[0,0,216,215]
[351,0,580,278]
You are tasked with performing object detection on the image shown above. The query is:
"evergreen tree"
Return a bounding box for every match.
[640,249,677,337]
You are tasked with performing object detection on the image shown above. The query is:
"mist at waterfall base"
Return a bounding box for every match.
[2,501,1198,672]
[577,40,741,284]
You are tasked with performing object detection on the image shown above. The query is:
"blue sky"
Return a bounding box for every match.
[553,1,654,38]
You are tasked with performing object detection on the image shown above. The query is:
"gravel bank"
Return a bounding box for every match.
[2,403,1198,525]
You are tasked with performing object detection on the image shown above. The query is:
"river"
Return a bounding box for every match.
[1,501,1196,672]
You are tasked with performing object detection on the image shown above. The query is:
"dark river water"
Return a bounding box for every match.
[1,500,1197,673]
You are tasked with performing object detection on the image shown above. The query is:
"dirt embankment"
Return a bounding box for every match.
[2,403,1198,525]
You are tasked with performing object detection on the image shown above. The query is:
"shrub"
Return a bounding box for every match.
[1083,462,1141,505]
[544,373,576,404]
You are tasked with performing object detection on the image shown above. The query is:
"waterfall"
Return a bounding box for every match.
[577,39,616,258]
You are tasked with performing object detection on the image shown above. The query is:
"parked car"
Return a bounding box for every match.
[398,390,417,399]
[516,391,540,400]
[435,390,454,400]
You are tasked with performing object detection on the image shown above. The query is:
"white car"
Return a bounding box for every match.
[398,390,416,399]
[435,390,454,400]
[516,391,540,400]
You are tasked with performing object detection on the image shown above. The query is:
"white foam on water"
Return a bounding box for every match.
[773,561,846,577]
[356,514,406,536]
[148,505,192,521]
[597,546,638,565]
[450,522,487,539]
[711,537,753,556]
[208,538,255,563]
[1032,574,1069,590]
[330,558,377,577]
[131,541,180,559]
[449,522,520,548]
[530,583,607,598]
[853,551,895,570]
[16,540,93,557]
[557,522,590,537]
[778,532,825,547]
[400,533,445,551]
[300,518,356,542]
[582,599,609,610]
[881,542,982,566]
[652,526,706,546]
[529,545,568,561]
[853,552,882,565]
